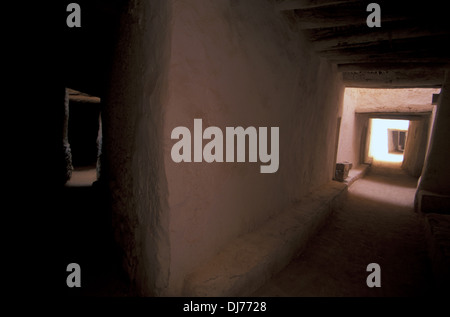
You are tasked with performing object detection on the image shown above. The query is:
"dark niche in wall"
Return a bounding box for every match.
[67,88,102,168]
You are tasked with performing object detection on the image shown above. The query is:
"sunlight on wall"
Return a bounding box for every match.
[369,119,409,163]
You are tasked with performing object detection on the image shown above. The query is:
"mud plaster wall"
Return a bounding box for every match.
[418,72,450,196]
[402,118,430,177]
[162,0,344,295]
[102,0,171,296]
[337,89,368,166]
[354,88,440,113]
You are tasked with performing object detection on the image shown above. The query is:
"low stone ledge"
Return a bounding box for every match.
[343,163,370,187]
[182,181,347,297]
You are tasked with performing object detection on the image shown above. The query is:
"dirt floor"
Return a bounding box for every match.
[252,166,435,297]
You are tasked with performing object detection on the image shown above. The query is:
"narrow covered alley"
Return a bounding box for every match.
[35,0,450,298]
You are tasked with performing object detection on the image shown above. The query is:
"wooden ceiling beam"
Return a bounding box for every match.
[292,0,427,29]
[337,62,450,72]
[342,70,446,88]
[329,53,450,64]
[276,0,358,11]
[316,34,450,56]
[307,22,449,51]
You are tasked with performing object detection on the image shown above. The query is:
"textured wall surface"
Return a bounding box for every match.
[337,89,368,167]
[418,73,450,196]
[354,88,440,113]
[102,0,171,296]
[402,118,430,177]
[103,0,348,296]
[162,0,344,295]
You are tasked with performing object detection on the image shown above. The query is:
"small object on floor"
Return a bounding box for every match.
[335,161,353,182]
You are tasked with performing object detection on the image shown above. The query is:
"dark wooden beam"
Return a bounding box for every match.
[342,70,446,88]
[293,0,429,29]
[276,0,358,11]
[316,34,450,56]
[292,0,445,29]
[331,56,450,65]
[337,62,450,72]
[304,18,449,42]
[317,37,450,66]
[307,20,450,51]
[355,113,432,120]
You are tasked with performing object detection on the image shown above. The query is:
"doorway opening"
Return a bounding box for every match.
[368,118,409,164]
[65,88,102,187]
